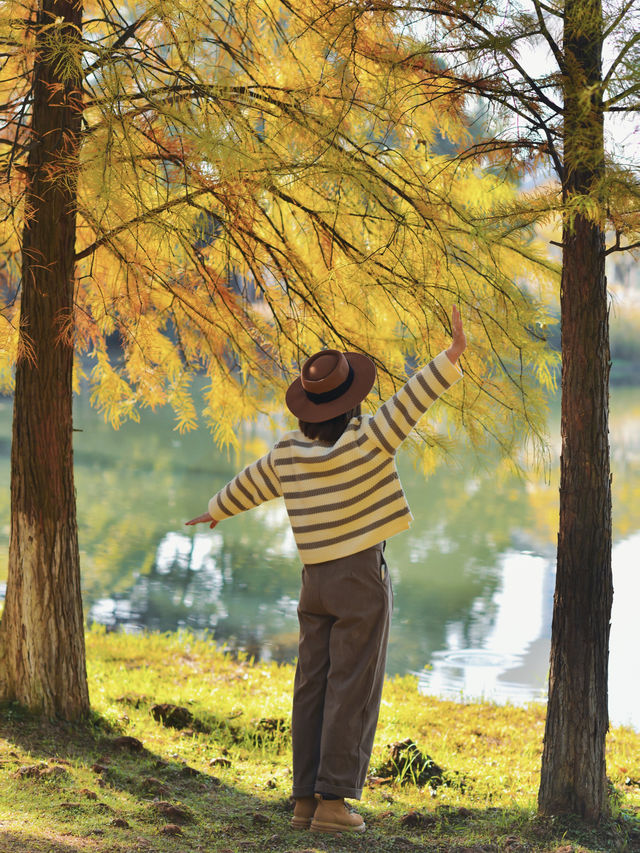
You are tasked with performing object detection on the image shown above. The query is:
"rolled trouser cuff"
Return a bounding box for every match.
[291,786,316,798]
[315,782,363,800]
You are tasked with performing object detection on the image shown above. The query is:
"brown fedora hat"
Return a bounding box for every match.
[286,349,377,423]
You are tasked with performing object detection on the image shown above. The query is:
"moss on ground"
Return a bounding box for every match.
[0,626,638,852]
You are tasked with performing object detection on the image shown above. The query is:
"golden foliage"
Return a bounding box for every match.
[0,0,560,463]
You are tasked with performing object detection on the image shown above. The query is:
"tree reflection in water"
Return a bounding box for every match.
[88,524,302,663]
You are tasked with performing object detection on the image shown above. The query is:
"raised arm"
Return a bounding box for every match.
[365,306,465,455]
[446,304,466,365]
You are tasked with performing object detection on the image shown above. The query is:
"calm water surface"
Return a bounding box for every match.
[0,387,638,728]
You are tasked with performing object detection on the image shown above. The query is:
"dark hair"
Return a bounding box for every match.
[299,404,361,445]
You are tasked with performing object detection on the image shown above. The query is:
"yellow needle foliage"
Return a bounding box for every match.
[0,0,558,462]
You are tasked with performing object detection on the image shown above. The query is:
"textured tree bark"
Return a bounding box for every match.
[0,0,89,718]
[538,0,612,821]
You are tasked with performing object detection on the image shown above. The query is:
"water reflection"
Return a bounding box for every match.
[417,551,552,706]
[87,523,302,662]
[609,534,640,729]
[415,533,640,730]
[90,531,227,632]
[0,387,638,728]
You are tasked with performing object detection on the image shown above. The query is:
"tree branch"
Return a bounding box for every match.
[603,0,637,39]
[411,2,563,114]
[534,0,563,17]
[603,82,640,110]
[605,232,640,255]
[83,13,151,78]
[75,187,214,261]
[602,30,640,88]
[530,0,565,71]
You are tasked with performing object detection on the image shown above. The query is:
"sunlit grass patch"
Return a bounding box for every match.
[0,626,637,853]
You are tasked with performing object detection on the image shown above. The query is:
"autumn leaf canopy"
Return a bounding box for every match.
[0,0,558,460]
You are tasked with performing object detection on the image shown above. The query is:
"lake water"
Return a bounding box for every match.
[0,386,638,729]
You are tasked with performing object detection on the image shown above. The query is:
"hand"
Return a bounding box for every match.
[445,305,466,365]
[185,512,218,529]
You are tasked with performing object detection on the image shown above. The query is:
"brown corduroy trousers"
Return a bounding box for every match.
[291,542,392,800]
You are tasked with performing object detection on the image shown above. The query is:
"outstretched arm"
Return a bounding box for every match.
[185,449,282,528]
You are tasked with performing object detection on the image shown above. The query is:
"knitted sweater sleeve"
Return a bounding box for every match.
[365,350,462,455]
[207,450,282,522]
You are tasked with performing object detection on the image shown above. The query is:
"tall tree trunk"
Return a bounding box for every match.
[0,0,88,718]
[538,0,612,822]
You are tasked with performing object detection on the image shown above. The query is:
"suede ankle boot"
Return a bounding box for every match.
[291,796,317,829]
[310,794,366,833]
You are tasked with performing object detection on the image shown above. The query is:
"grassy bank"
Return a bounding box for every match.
[0,628,638,853]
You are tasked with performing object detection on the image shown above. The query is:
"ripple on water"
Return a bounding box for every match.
[414,648,548,707]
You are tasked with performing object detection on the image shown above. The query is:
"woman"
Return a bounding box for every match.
[187,306,466,833]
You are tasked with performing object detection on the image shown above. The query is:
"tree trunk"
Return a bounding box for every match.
[0,0,89,718]
[538,0,612,822]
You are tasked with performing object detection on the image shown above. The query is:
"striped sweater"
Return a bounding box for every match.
[208,350,462,563]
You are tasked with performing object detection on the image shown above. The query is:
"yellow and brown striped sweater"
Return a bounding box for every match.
[208,350,462,563]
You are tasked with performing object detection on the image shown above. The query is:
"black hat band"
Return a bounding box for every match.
[304,365,354,405]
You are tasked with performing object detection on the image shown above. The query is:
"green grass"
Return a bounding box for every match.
[0,626,638,852]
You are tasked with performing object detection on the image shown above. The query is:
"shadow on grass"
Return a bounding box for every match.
[0,702,292,853]
[0,831,92,853]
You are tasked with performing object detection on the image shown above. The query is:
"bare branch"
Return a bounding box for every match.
[605,232,640,255]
